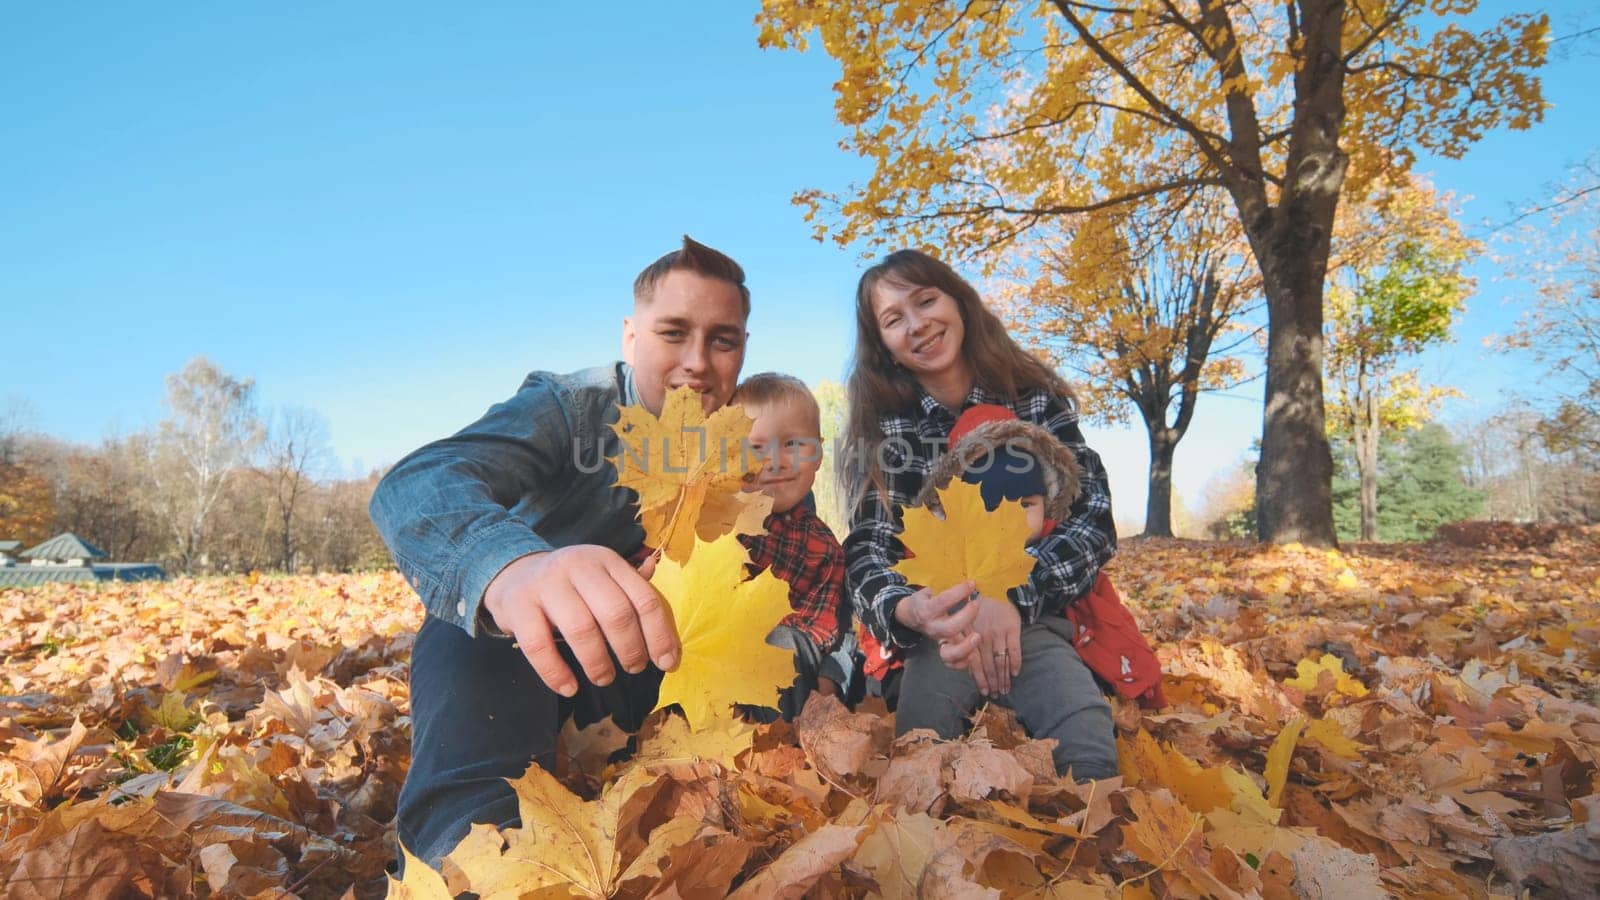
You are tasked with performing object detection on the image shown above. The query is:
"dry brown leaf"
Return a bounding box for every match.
[726,823,865,899]
[794,693,893,780]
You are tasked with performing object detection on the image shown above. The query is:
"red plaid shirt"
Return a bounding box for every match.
[740,504,848,651]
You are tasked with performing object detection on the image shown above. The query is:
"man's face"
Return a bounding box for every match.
[623,269,748,416]
[742,398,823,514]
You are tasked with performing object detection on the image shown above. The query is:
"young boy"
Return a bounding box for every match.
[864,404,1162,778]
[734,373,854,719]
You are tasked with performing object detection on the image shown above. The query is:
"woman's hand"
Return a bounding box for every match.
[960,595,1021,696]
[892,580,980,641]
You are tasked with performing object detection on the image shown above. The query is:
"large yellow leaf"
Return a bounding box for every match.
[386,847,453,899]
[650,533,796,727]
[444,765,668,899]
[1264,716,1306,807]
[610,385,770,562]
[893,479,1036,601]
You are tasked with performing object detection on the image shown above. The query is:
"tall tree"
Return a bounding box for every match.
[758,0,1547,545]
[0,397,37,466]
[995,190,1258,537]
[263,407,332,572]
[152,357,264,572]
[1502,152,1600,455]
[52,435,164,562]
[1325,175,1474,540]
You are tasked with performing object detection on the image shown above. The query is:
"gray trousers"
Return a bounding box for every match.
[895,615,1118,781]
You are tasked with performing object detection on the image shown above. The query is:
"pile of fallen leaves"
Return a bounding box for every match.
[3,528,1598,898]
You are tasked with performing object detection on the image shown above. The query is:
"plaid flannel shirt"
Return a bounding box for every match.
[741,503,849,652]
[846,383,1116,651]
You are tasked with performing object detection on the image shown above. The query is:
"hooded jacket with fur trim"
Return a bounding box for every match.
[912,417,1083,520]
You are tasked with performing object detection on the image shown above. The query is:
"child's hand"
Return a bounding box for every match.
[968,595,1022,696]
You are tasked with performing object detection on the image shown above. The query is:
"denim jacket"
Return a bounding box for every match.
[369,362,645,635]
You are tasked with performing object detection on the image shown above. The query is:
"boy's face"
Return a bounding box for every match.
[1018,494,1047,539]
[622,269,748,416]
[742,398,823,514]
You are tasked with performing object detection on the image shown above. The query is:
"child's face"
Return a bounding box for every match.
[742,399,823,514]
[1018,494,1047,539]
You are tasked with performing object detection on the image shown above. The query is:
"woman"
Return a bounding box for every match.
[841,249,1118,781]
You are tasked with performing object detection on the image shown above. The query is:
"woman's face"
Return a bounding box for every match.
[869,278,967,381]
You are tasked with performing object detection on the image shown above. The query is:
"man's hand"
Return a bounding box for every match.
[959,595,1021,697]
[483,546,679,698]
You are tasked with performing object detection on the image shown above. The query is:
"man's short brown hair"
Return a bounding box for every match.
[633,235,750,318]
[734,373,821,436]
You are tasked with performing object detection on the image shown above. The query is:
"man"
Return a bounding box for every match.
[370,237,978,869]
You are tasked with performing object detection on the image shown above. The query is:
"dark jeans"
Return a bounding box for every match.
[397,615,662,869]
[894,616,1118,781]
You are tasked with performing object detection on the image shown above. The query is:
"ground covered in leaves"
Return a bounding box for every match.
[2,528,1598,898]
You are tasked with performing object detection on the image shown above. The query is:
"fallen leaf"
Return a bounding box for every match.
[387,846,454,899]
[1264,716,1305,807]
[727,823,866,899]
[854,809,940,899]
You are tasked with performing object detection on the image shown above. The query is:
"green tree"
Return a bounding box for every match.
[1334,423,1482,541]
[1326,176,1475,541]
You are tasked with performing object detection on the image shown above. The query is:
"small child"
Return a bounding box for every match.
[733,373,855,720]
[869,404,1153,780]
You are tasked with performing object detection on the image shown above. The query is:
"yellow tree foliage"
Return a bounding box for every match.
[757,0,1548,546]
[610,386,770,563]
[0,462,56,546]
[648,533,797,728]
[894,479,1037,601]
[994,190,1259,538]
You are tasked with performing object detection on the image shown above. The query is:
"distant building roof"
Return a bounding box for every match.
[20,533,108,561]
[0,563,165,588]
[0,541,20,552]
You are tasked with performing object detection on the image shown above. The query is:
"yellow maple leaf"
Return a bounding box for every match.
[649,533,796,727]
[1302,716,1366,760]
[1283,654,1369,700]
[1120,730,1277,823]
[610,385,770,562]
[445,765,677,899]
[894,479,1036,601]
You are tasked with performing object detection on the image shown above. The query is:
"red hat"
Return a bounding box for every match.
[948,404,1018,447]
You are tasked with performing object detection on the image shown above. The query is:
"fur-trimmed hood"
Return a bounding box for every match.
[913,418,1082,520]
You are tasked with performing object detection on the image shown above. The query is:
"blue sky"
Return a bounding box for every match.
[3,2,1595,529]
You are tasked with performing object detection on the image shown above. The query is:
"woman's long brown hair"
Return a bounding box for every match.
[838,249,1075,519]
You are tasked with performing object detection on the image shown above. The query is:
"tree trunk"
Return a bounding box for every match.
[1254,249,1339,546]
[1356,377,1379,541]
[1223,0,1345,547]
[1144,428,1178,537]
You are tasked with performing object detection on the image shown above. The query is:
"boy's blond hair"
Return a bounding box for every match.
[734,373,821,436]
